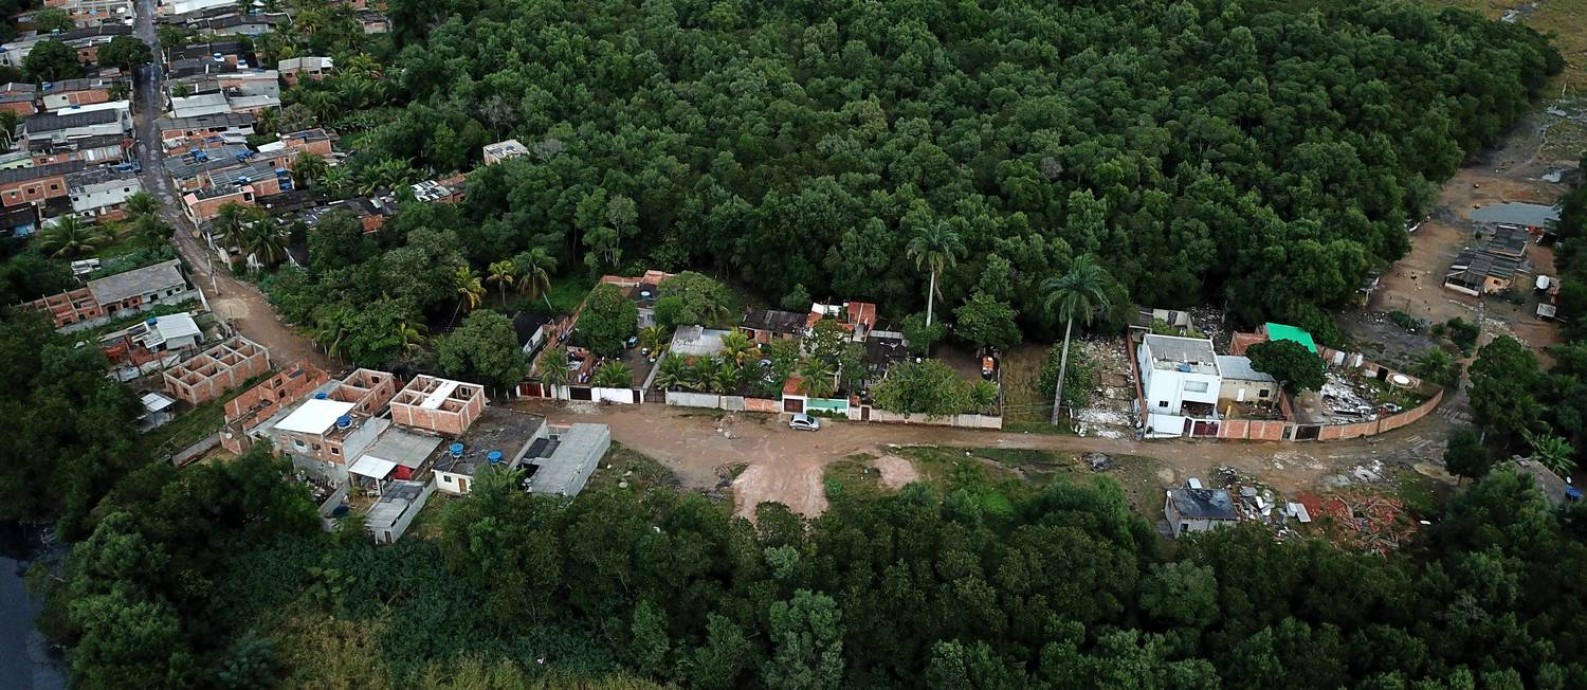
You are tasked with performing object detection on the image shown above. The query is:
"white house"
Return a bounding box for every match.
[68,167,143,220]
[128,312,203,352]
[1138,334,1221,438]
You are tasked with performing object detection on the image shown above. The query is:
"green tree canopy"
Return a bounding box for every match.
[1246,340,1327,394]
[577,283,638,357]
[435,310,529,390]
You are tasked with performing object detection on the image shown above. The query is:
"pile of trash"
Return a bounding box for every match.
[1296,489,1416,555]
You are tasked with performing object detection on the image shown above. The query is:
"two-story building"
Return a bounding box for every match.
[1138,334,1222,438]
[0,160,88,208]
[66,166,141,222]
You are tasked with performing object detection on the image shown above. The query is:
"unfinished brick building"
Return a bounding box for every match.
[389,375,486,436]
[220,361,330,454]
[162,337,269,405]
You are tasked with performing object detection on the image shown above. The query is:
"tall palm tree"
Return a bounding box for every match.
[213,202,257,252]
[1040,254,1113,425]
[357,157,414,195]
[708,356,741,394]
[655,354,688,391]
[124,191,160,220]
[539,346,572,389]
[514,248,558,311]
[238,221,288,268]
[798,357,837,399]
[905,223,964,330]
[318,165,351,197]
[719,330,759,369]
[638,326,668,356]
[37,217,108,258]
[340,53,384,80]
[487,260,517,307]
[450,266,484,325]
[593,361,633,389]
[291,153,328,187]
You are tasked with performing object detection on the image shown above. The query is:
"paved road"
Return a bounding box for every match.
[130,1,330,368]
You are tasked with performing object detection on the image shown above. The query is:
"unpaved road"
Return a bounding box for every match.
[515,399,1461,518]
[132,0,331,370]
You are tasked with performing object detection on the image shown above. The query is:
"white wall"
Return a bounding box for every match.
[1141,367,1220,415]
[71,178,143,216]
[1219,378,1277,404]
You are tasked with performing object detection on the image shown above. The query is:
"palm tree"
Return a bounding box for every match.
[593,361,632,389]
[719,330,760,369]
[638,325,668,356]
[37,217,109,258]
[686,356,718,392]
[487,260,517,307]
[1523,429,1577,476]
[124,191,159,220]
[655,354,688,391]
[514,248,558,311]
[798,357,837,399]
[539,346,572,389]
[905,223,964,331]
[356,157,414,195]
[396,321,427,354]
[238,221,288,268]
[290,153,328,188]
[318,165,351,197]
[709,356,743,394]
[131,215,173,252]
[340,53,384,80]
[1040,254,1114,425]
[213,202,257,251]
[450,266,484,325]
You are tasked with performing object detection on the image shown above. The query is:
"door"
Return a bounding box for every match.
[458,478,470,494]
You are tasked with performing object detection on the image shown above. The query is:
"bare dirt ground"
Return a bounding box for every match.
[872,455,922,489]
[512,399,1464,518]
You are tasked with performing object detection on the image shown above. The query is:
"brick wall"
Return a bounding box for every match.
[220,361,330,454]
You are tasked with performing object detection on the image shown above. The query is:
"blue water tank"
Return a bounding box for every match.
[313,392,328,400]
[145,317,158,326]
[487,450,503,465]
[335,415,352,429]
[449,443,464,458]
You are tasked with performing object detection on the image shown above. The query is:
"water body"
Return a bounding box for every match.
[0,525,68,690]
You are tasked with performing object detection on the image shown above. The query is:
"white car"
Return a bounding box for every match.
[789,413,821,431]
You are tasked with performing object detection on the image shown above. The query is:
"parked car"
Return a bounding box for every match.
[789,413,821,431]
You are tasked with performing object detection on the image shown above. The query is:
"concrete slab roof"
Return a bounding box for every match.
[1216,356,1276,383]
[85,259,184,303]
[274,399,355,435]
[526,423,610,497]
[360,428,442,470]
[1468,202,1559,228]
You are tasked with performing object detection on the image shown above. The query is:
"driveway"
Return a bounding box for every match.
[514,400,1460,518]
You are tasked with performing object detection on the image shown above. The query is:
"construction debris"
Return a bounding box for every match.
[1296,489,1417,555]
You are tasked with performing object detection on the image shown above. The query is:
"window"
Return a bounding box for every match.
[1158,400,1168,408]
[1258,390,1270,399]
[330,447,339,455]
[294,439,306,450]
[49,184,58,191]
[1184,381,1209,393]
[442,475,453,484]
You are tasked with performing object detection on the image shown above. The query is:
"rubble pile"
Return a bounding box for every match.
[1297,489,1416,555]
[1073,337,1137,439]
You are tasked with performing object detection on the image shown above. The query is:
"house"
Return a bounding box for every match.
[522,423,612,497]
[357,9,390,34]
[1445,248,1522,296]
[124,311,204,352]
[807,301,877,341]
[164,144,255,192]
[155,112,256,154]
[22,258,194,329]
[1138,334,1221,437]
[159,0,236,15]
[162,336,270,405]
[1468,202,1560,230]
[1164,486,1239,537]
[219,360,331,455]
[1230,322,1319,357]
[366,479,434,545]
[67,166,142,221]
[0,82,38,117]
[512,311,554,359]
[277,56,332,86]
[40,78,121,111]
[1215,355,1279,405]
[0,161,89,208]
[182,185,256,224]
[348,428,443,495]
[169,91,232,118]
[0,204,40,237]
[257,129,334,163]
[740,308,806,344]
[167,40,245,65]
[409,175,465,203]
[0,25,131,68]
[43,0,135,29]
[1476,224,1531,259]
[186,12,284,36]
[482,139,528,165]
[389,375,487,437]
[26,132,129,167]
[432,407,546,495]
[670,325,732,357]
[272,398,391,484]
[137,392,178,432]
[21,107,131,149]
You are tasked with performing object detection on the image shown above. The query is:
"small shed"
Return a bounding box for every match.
[138,392,178,432]
[524,423,611,497]
[1216,355,1278,404]
[1164,487,1238,537]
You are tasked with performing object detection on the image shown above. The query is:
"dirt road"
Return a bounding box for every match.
[514,400,1460,518]
[130,0,331,370]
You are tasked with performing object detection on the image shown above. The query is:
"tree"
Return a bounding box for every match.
[797,357,836,399]
[655,272,734,329]
[130,216,174,253]
[954,290,1021,351]
[24,40,83,81]
[905,224,964,333]
[487,259,516,306]
[513,248,557,311]
[681,614,753,690]
[1412,347,1461,388]
[1040,255,1114,424]
[450,266,484,325]
[763,590,845,690]
[1246,340,1327,395]
[873,359,972,416]
[655,354,689,391]
[1444,428,1491,483]
[593,361,633,389]
[97,35,153,72]
[1469,336,1544,445]
[290,153,329,188]
[123,191,159,220]
[33,8,74,33]
[538,346,572,388]
[719,330,760,369]
[434,311,528,390]
[36,217,108,258]
[577,283,638,357]
[1522,429,1577,476]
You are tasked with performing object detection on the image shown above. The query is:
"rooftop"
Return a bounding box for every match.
[0,160,89,184]
[863,332,910,372]
[512,311,553,347]
[274,398,356,435]
[355,428,442,473]
[156,111,256,131]
[1215,355,1276,383]
[433,408,545,478]
[1478,224,1530,257]
[66,166,140,189]
[278,56,332,71]
[742,308,806,334]
[86,259,184,303]
[1142,334,1219,374]
[1263,323,1318,354]
[670,325,731,357]
[132,312,201,346]
[1448,249,1521,282]
[526,423,609,496]
[24,108,122,133]
[366,480,425,532]
[1169,488,1238,520]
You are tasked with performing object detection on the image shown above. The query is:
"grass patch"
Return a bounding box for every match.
[823,454,890,503]
[1002,420,1073,436]
[998,344,1050,424]
[1393,469,1455,518]
[141,373,270,459]
[975,448,1070,467]
[586,443,680,492]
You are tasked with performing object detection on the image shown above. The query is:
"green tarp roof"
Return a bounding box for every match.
[1264,323,1317,353]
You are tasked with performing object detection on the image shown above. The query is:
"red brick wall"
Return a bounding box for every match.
[0,173,69,207]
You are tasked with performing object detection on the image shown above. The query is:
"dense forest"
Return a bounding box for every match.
[281,0,1563,343]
